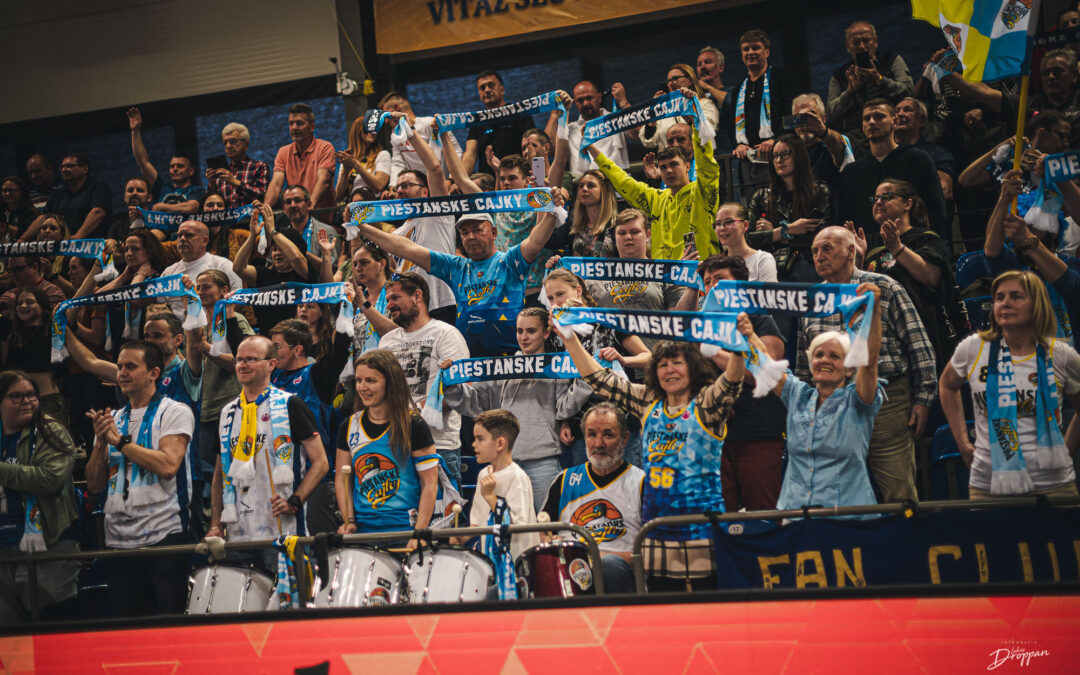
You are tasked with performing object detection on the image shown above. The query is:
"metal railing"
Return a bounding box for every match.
[2,521,603,624]
[630,496,1080,593]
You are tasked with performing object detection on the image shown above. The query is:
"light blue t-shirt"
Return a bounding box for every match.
[777,373,883,515]
[429,245,530,356]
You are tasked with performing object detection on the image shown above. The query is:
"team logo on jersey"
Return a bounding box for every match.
[161,376,172,387]
[262,414,270,422]
[293,375,303,386]
[355,453,401,509]
[571,499,627,543]
[465,280,497,305]
[645,429,688,462]
[272,435,293,465]
[608,281,646,305]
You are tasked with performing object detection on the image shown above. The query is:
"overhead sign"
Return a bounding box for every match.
[373,0,715,54]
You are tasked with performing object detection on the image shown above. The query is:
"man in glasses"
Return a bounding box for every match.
[208,335,327,572]
[277,184,338,273]
[837,99,947,245]
[206,122,269,208]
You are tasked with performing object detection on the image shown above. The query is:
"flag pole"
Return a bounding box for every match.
[1010,74,1030,215]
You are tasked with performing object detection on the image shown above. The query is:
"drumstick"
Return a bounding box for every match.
[341,463,354,527]
[537,511,551,542]
[263,443,283,536]
[451,503,462,529]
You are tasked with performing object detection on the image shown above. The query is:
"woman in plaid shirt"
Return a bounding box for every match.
[555,313,752,591]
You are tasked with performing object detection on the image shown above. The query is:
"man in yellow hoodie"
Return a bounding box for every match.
[584,88,720,260]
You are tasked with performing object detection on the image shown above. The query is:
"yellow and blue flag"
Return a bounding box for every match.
[912,0,1039,82]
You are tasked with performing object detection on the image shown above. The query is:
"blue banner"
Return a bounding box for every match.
[712,507,1080,589]
[434,90,564,133]
[553,306,747,351]
[137,204,253,231]
[555,257,702,290]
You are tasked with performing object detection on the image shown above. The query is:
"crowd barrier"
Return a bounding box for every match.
[1,521,603,624]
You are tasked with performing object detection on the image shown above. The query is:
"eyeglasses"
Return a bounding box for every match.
[283,197,307,205]
[667,75,690,85]
[5,392,38,404]
[715,218,745,230]
[772,150,794,161]
[235,356,272,365]
[395,182,421,192]
[869,192,901,205]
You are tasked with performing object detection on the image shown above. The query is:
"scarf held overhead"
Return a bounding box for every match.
[434,90,565,133]
[702,280,875,367]
[51,274,205,363]
[0,238,118,282]
[209,282,354,357]
[555,256,702,290]
[137,204,253,231]
[579,90,715,156]
[421,352,583,430]
[345,188,557,239]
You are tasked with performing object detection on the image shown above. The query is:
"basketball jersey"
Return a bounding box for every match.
[345,412,421,533]
[558,463,644,553]
[642,399,726,540]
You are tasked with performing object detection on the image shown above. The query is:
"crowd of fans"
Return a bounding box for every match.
[1,13,1079,621]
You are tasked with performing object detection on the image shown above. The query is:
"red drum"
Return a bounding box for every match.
[515,541,595,598]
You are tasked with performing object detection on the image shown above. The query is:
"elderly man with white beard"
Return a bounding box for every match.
[541,402,645,593]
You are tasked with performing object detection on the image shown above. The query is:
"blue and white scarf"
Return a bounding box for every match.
[921,48,962,95]
[434,90,566,136]
[345,188,561,240]
[1024,150,1080,235]
[136,205,253,233]
[735,67,772,146]
[985,340,1068,494]
[482,497,518,600]
[421,352,582,429]
[272,535,312,610]
[104,394,168,514]
[209,282,354,357]
[702,280,875,367]
[51,274,205,363]
[359,285,387,354]
[580,90,715,157]
[0,425,45,553]
[363,108,412,138]
[218,386,294,524]
[551,306,789,397]
[554,257,702,289]
[0,239,117,282]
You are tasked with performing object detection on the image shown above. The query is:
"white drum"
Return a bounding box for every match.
[313,547,403,608]
[403,547,494,604]
[187,565,275,615]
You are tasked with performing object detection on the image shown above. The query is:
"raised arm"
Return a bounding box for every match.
[442,130,482,194]
[128,107,158,187]
[409,120,449,198]
[854,283,882,405]
[943,72,1003,113]
[356,221,432,271]
[232,204,263,286]
[520,199,561,263]
[1002,216,1069,283]
[958,138,1011,188]
[984,170,1022,257]
[65,329,119,383]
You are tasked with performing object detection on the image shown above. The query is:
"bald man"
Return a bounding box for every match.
[160,219,244,315]
[795,226,936,503]
[208,335,327,572]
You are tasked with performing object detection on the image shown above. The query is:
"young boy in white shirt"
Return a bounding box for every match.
[468,409,540,562]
